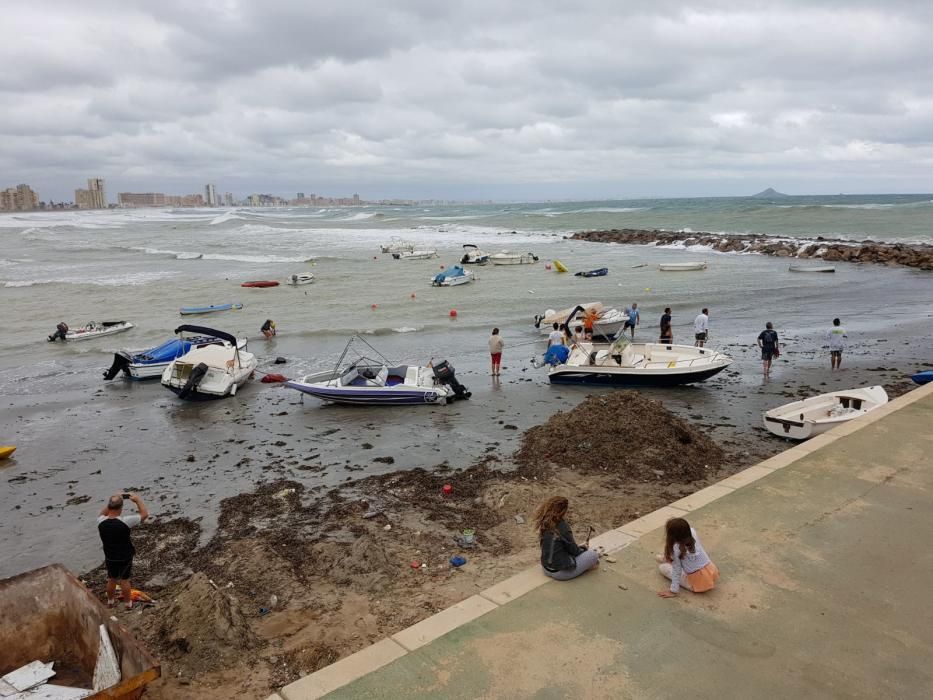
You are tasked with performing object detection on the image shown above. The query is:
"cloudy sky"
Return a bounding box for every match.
[2,1,932,201]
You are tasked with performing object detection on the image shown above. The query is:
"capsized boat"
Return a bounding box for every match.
[575,268,608,278]
[287,273,315,285]
[431,265,474,286]
[179,302,244,315]
[762,386,888,440]
[381,237,415,254]
[552,260,569,273]
[534,302,628,339]
[659,262,707,271]
[51,321,135,342]
[546,336,732,386]
[393,249,438,260]
[241,280,279,288]
[104,326,247,380]
[490,251,539,265]
[788,264,836,273]
[459,244,489,265]
[285,336,471,406]
[161,326,256,400]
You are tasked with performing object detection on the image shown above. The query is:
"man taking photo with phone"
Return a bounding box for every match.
[98,492,149,609]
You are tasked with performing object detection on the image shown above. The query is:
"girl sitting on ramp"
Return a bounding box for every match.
[657,517,720,598]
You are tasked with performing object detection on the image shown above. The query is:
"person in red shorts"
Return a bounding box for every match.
[488,327,504,376]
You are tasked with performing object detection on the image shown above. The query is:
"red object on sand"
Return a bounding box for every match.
[261,373,287,383]
[241,280,279,288]
[410,560,421,569]
[442,484,453,496]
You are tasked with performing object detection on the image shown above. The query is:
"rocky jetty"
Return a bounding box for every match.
[571,229,933,270]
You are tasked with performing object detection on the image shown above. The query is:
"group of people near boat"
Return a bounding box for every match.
[534,496,719,597]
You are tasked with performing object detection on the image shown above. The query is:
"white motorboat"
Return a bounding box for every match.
[459,244,489,265]
[52,321,135,342]
[161,334,256,400]
[762,386,888,440]
[788,264,836,273]
[287,273,315,285]
[490,251,539,265]
[534,303,628,339]
[431,265,474,286]
[104,325,246,380]
[659,262,707,271]
[285,337,471,406]
[393,249,438,260]
[380,237,415,254]
[545,337,732,386]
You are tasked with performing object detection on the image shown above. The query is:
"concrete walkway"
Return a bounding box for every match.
[278,384,933,699]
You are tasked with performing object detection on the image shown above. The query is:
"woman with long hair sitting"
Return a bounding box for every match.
[533,496,599,580]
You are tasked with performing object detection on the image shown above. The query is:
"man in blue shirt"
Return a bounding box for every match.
[623,302,639,339]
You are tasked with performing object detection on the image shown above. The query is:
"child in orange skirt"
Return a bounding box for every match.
[657,517,720,598]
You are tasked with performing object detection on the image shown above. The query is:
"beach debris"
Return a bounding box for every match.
[383,524,392,531]
[410,560,421,569]
[618,584,628,591]
[259,607,270,616]
[461,528,475,545]
[605,556,618,564]
[449,556,467,568]
[268,594,278,609]
[442,484,453,496]
[261,373,287,383]
[362,509,383,519]
[2,660,55,692]
[274,357,287,364]
[93,624,121,691]
[514,514,525,524]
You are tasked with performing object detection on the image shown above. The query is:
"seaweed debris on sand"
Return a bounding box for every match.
[81,392,766,700]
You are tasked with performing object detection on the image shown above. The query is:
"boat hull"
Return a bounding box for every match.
[788,266,835,273]
[548,363,728,386]
[64,322,134,341]
[179,303,243,315]
[762,386,888,440]
[912,370,933,386]
[285,381,448,406]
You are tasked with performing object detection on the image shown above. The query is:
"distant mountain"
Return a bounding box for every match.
[750,188,789,199]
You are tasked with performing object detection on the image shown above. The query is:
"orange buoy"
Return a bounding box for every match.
[442,484,453,496]
[449,309,458,318]
[545,263,552,270]
[371,304,377,310]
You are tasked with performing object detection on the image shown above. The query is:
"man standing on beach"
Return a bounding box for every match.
[659,308,673,344]
[757,322,780,375]
[623,302,639,339]
[489,327,503,376]
[827,318,847,370]
[547,322,564,348]
[694,308,709,347]
[98,493,149,609]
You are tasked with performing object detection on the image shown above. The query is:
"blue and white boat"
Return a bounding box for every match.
[103,325,247,380]
[179,302,243,315]
[431,265,474,287]
[285,337,470,406]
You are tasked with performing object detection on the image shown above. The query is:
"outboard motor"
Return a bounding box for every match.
[178,362,210,399]
[460,253,470,264]
[433,360,471,401]
[103,353,131,380]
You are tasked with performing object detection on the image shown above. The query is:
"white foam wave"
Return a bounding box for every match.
[200,253,314,263]
[392,327,421,333]
[3,270,178,288]
[210,210,246,225]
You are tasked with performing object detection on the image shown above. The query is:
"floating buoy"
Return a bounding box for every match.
[545,264,552,270]
[449,309,457,318]
[373,256,378,260]
[439,264,445,269]
[410,293,416,299]
[261,373,287,383]
[644,287,651,292]
[442,484,453,496]
[371,303,377,310]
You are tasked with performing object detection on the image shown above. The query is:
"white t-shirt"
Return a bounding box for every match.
[694,313,709,333]
[548,330,564,346]
[827,327,847,350]
[488,335,504,354]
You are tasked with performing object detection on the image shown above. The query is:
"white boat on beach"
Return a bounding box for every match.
[545,337,732,386]
[659,262,707,271]
[490,251,539,265]
[161,336,257,400]
[55,321,135,342]
[534,302,628,339]
[287,273,315,285]
[431,265,474,286]
[393,249,438,260]
[762,386,888,440]
[788,264,836,273]
[459,244,489,265]
[380,237,415,254]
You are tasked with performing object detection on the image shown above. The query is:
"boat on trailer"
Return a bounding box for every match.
[659,262,707,271]
[788,264,836,273]
[285,336,471,406]
[490,251,539,265]
[762,386,888,440]
[545,335,732,386]
[161,325,256,400]
[104,328,247,380]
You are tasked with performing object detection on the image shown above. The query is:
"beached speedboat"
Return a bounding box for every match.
[659,262,707,271]
[179,302,243,315]
[104,326,246,380]
[285,336,471,406]
[380,237,415,254]
[575,268,609,277]
[545,337,732,386]
[393,249,438,260]
[161,328,256,400]
[788,264,836,273]
[762,386,889,440]
[51,321,135,342]
[286,273,315,285]
[459,244,489,265]
[431,265,474,286]
[490,251,539,265]
[534,303,628,339]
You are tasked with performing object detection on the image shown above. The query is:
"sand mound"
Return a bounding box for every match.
[156,572,257,670]
[515,392,724,482]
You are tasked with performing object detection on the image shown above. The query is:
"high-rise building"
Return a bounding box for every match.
[297,192,305,200]
[118,192,167,207]
[75,178,106,209]
[205,184,217,206]
[352,193,360,205]
[0,184,39,211]
[224,192,234,206]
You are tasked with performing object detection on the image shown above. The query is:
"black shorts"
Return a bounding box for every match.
[623,321,634,329]
[105,559,133,579]
[762,350,775,361]
[830,350,842,357]
[695,332,707,341]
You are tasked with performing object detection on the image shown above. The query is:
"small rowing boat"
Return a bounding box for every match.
[762,386,888,440]
[0,446,15,459]
[287,273,315,285]
[49,321,135,342]
[393,250,438,260]
[575,268,608,278]
[241,280,280,288]
[179,302,243,315]
[788,264,836,273]
[659,262,707,271]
